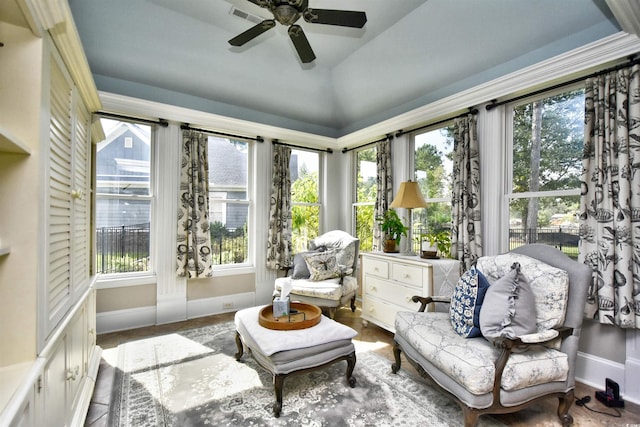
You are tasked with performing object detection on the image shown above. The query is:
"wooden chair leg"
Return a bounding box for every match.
[557,389,574,426]
[273,374,285,417]
[234,331,244,360]
[391,341,402,373]
[345,352,357,387]
[350,296,356,312]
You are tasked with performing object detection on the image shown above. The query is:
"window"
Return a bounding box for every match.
[207,136,250,266]
[412,126,454,253]
[507,88,584,259]
[353,146,377,252]
[290,149,320,252]
[95,119,152,274]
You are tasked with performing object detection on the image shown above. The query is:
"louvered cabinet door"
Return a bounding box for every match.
[46,51,74,336]
[71,96,91,299]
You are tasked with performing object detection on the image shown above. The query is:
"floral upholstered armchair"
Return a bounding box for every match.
[392,244,591,427]
[273,230,359,318]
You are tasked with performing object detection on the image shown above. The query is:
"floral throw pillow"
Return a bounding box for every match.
[450,266,490,338]
[302,250,341,281]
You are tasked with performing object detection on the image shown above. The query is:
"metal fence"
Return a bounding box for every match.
[509,226,579,259]
[96,223,248,273]
[96,223,150,274]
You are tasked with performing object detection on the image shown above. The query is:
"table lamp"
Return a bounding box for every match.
[389,180,428,255]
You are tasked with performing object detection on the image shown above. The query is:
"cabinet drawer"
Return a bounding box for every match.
[391,262,423,288]
[362,257,389,279]
[364,277,422,311]
[362,297,398,330]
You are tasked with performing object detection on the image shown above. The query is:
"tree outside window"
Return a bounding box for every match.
[508,88,584,258]
[413,127,454,253]
[290,149,320,252]
[353,147,377,252]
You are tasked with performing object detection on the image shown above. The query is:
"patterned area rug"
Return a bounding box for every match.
[107,321,505,426]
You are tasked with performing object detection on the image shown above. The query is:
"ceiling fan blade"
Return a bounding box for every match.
[288,25,316,63]
[303,8,367,28]
[228,19,275,46]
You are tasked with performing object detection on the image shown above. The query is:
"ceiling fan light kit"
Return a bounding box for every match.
[228,0,367,64]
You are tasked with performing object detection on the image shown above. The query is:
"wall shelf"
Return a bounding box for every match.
[0,126,31,155]
[0,247,10,257]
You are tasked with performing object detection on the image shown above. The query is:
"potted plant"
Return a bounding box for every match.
[376,209,408,253]
[421,230,451,258]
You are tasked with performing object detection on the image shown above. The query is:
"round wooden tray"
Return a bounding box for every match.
[259,302,322,330]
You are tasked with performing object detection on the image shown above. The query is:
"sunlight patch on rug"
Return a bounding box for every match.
[108,321,506,427]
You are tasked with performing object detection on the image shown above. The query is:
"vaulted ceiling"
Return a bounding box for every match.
[65,0,621,138]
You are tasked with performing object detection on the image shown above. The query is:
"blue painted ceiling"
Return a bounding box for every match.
[68,0,620,138]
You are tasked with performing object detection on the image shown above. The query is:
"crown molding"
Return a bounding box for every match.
[337,31,640,148]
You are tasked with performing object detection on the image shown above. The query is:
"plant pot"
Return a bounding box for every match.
[383,239,398,253]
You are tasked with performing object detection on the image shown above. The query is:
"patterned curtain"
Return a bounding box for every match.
[451,114,482,270]
[373,137,393,251]
[579,64,640,328]
[177,130,214,278]
[266,144,293,270]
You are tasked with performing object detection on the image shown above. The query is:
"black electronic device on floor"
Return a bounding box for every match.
[595,378,624,408]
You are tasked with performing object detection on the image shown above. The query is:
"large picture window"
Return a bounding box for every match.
[207,137,251,266]
[291,149,320,252]
[412,126,454,253]
[353,146,377,252]
[95,119,152,274]
[507,87,584,259]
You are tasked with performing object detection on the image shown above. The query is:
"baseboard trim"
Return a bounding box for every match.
[187,292,256,319]
[575,351,639,405]
[96,306,156,334]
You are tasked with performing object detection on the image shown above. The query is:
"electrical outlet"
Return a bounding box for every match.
[222,302,234,309]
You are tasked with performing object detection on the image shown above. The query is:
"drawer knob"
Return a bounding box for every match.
[368,307,375,313]
[371,286,377,292]
[404,274,411,279]
[374,267,379,272]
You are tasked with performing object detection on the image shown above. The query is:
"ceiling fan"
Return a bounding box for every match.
[228,0,367,63]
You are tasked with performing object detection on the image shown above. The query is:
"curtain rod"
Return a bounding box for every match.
[181,123,263,143]
[272,140,333,154]
[486,55,640,111]
[96,111,168,127]
[342,134,393,154]
[395,107,478,138]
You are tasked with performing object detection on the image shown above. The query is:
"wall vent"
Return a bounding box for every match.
[230,6,263,25]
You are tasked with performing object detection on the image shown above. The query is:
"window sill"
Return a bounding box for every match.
[96,273,157,289]
[211,265,255,277]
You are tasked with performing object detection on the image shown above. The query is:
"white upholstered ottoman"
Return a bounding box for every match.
[234,305,357,417]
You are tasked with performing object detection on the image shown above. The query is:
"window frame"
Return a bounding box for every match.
[94,118,156,279]
[206,136,254,270]
[290,147,322,251]
[409,123,455,252]
[503,84,585,256]
[350,144,378,253]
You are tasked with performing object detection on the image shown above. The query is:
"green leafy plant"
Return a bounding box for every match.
[422,230,451,257]
[376,209,408,243]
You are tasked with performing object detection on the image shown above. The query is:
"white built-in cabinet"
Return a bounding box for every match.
[361,253,461,332]
[0,2,101,426]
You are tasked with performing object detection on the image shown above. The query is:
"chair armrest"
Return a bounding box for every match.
[410,295,451,312]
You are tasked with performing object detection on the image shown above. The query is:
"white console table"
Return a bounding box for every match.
[360,252,461,332]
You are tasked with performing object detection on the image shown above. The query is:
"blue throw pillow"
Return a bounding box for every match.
[450,266,490,338]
